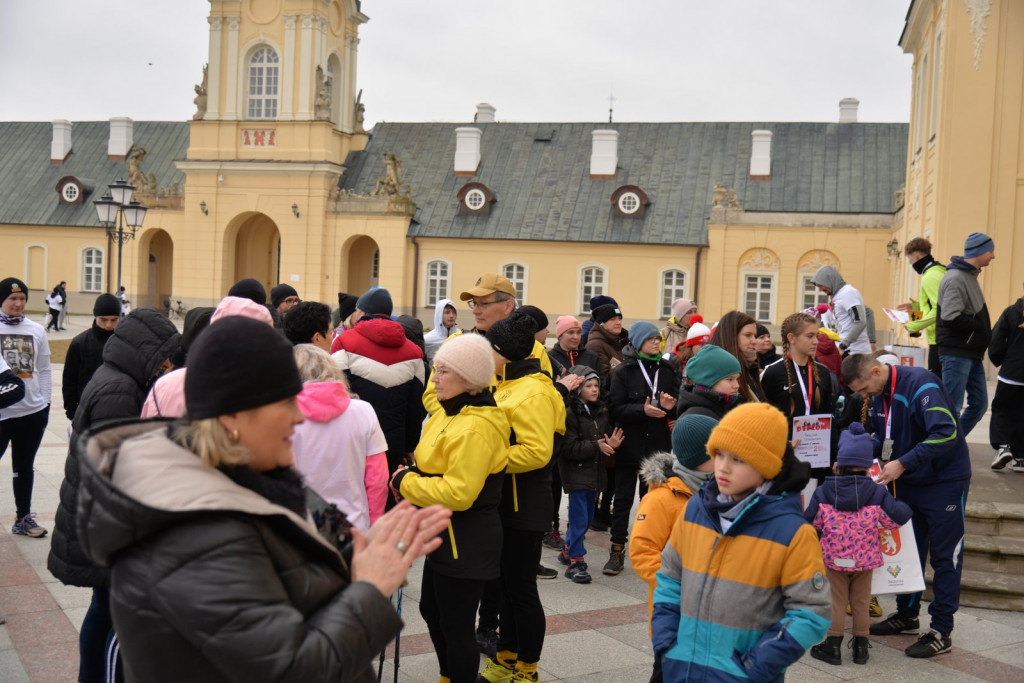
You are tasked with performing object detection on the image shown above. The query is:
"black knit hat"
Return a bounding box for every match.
[486,310,536,361]
[592,304,622,325]
[92,293,122,317]
[0,278,28,305]
[227,278,267,306]
[270,284,299,309]
[518,305,549,334]
[185,316,302,420]
[337,292,358,321]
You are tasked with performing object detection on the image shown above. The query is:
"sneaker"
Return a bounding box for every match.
[478,657,515,683]
[510,672,538,682]
[904,630,952,658]
[475,628,498,660]
[809,636,843,666]
[1012,458,1024,473]
[11,513,47,538]
[850,636,871,664]
[869,614,920,636]
[557,548,570,566]
[992,445,1014,470]
[846,595,883,617]
[602,543,625,575]
[536,564,557,579]
[541,529,564,550]
[565,561,592,584]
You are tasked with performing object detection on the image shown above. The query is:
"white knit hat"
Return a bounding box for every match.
[434,334,496,390]
[685,315,712,347]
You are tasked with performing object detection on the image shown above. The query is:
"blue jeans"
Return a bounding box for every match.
[565,490,596,559]
[939,355,988,437]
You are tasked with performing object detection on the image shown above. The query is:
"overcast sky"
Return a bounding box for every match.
[0,1,913,126]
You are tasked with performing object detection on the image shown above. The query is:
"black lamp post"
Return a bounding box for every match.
[93,178,147,295]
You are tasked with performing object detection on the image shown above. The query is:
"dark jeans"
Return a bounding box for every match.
[990,381,1024,452]
[939,355,988,437]
[610,463,646,545]
[550,464,562,529]
[497,528,545,664]
[79,587,122,683]
[47,308,61,331]
[927,345,942,378]
[419,563,485,683]
[0,407,49,518]
[894,478,969,635]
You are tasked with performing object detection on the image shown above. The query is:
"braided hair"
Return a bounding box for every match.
[780,312,822,416]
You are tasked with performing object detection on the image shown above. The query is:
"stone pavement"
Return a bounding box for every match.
[1,312,1023,681]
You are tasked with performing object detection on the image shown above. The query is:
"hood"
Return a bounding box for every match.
[396,315,425,352]
[947,255,981,274]
[353,317,409,348]
[76,420,337,568]
[297,381,351,422]
[639,451,676,486]
[810,265,845,294]
[101,309,181,389]
[817,475,884,512]
[432,298,456,335]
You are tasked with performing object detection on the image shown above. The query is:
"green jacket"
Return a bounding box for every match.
[907,260,946,344]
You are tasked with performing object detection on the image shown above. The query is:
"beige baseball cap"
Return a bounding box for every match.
[459,272,517,301]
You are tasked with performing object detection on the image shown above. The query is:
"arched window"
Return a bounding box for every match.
[501,262,527,302]
[579,265,607,314]
[82,247,104,292]
[425,259,450,307]
[248,47,280,119]
[659,268,688,318]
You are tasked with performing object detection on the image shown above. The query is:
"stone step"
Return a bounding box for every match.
[925,567,1024,612]
[965,502,1024,538]
[962,534,1024,574]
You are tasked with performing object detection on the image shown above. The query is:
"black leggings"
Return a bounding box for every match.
[419,563,486,683]
[497,528,546,664]
[0,407,49,518]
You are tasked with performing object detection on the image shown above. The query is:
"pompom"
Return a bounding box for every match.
[688,313,704,326]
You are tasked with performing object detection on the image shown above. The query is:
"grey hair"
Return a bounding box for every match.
[293,343,350,389]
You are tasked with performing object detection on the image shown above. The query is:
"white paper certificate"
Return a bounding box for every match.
[793,414,832,468]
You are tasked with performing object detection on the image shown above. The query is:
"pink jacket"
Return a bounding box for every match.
[292,381,389,532]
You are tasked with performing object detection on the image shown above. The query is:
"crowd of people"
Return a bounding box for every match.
[0,228,1010,681]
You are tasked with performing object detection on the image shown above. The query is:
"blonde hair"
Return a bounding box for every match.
[172,417,249,468]
[293,344,349,388]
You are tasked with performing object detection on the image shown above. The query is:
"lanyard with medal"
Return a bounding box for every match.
[880,366,898,461]
[639,361,661,408]
[791,356,814,414]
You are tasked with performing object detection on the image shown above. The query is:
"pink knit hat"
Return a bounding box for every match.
[211,296,274,326]
[555,315,581,339]
[434,334,496,390]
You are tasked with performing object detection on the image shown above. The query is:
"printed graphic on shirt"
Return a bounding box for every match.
[1,334,34,379]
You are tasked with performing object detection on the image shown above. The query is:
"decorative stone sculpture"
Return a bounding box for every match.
[127,147,157,193]
[314,66,331,121]
[712,182,726,207]
[726,188,741,209]
[192,63,208,121]
[371,152,409,198]
[354,89,366,134]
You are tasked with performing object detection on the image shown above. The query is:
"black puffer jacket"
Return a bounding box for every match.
[62,322,115,420]
[559,400,610,493]
[76,421,402,683]
[49,309,180,589]
[609,347,680,467]
[989,298,1024,382]
[675,384,736,421]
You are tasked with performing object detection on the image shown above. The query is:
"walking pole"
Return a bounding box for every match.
[393,586,403,683]
[376,591,395,683]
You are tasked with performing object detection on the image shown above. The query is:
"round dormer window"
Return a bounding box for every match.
[617,191,640,215]
[62,183,80,203]
[465,188,486,210]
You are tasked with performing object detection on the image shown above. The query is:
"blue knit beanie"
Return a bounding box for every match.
[672,413,719,469]
[629,321,660,350]
[356,287,393,317]
[963,232,994,259]
[837,422,873,469]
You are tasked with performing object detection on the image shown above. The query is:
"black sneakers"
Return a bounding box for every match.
[905,630,952,658]
[536,564,558,579]
[869,614,920,636]
[992,445,1014,470]
[565,561,592,584]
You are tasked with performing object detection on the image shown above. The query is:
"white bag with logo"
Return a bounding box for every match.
[870,521,925,595]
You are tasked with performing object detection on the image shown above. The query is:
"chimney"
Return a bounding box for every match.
[750,130,772,180]
[474,103,496,123]
[454,127,482,176]
[590,129,618,179]
[108,117,134,160]
[51,120,72,164]
[839,98,859,123]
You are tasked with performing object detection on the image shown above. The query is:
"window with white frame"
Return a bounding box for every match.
[801,275,829,310]
[248,47,280,119]
[502,262,527,302]
[743,273,774,323]
[660,269,687,318]
[580,266,606,314]
[425,260,449,307]
[82,248,104,292]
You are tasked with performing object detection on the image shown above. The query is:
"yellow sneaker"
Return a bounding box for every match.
[478,658,515,683]
[869,595,884,618]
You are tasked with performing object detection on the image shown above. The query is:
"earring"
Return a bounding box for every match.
[230,429,240,442]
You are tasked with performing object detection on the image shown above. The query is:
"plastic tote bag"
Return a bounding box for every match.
[870,521,926,595]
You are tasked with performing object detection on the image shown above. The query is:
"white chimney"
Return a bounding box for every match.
[590,129,618,178]
[454,127,482,175]
[750,130,773,179]
[51,120,72,164]
[475,103,496,123]
[839,98,859,123]
[108,117,134,160]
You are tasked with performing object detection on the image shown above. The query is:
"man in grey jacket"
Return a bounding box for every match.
[811,266,872,355]
[936,232,995,437]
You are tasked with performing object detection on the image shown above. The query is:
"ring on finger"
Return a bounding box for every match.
[395,541,408,553]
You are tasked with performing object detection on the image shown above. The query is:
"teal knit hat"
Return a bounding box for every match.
[629,320,660,350]
[672,413,719,469]
[686,344,741,388]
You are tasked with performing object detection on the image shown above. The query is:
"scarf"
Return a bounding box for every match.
[706,480,773,521]
[911,254,936,275]
[671,460,713,495]
[0,313,23,326]
[217,464,309,519]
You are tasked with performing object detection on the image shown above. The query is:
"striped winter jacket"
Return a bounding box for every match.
[652,479,831,682]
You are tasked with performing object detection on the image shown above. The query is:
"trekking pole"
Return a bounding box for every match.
[393,586,403,683]
[376,590,395,683]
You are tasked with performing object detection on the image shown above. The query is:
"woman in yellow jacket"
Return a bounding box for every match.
[390,334,510,683]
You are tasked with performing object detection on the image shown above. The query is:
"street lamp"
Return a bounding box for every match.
[94,178,147,295]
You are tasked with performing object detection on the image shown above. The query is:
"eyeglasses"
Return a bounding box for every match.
[431,364,451,377]
[467,299,503,310]
[282,297,301,305]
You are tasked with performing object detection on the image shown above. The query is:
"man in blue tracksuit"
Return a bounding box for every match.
[842,354,970,659]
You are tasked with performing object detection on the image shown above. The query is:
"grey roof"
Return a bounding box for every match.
[339,121,908,245]
[0,121,189,227]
